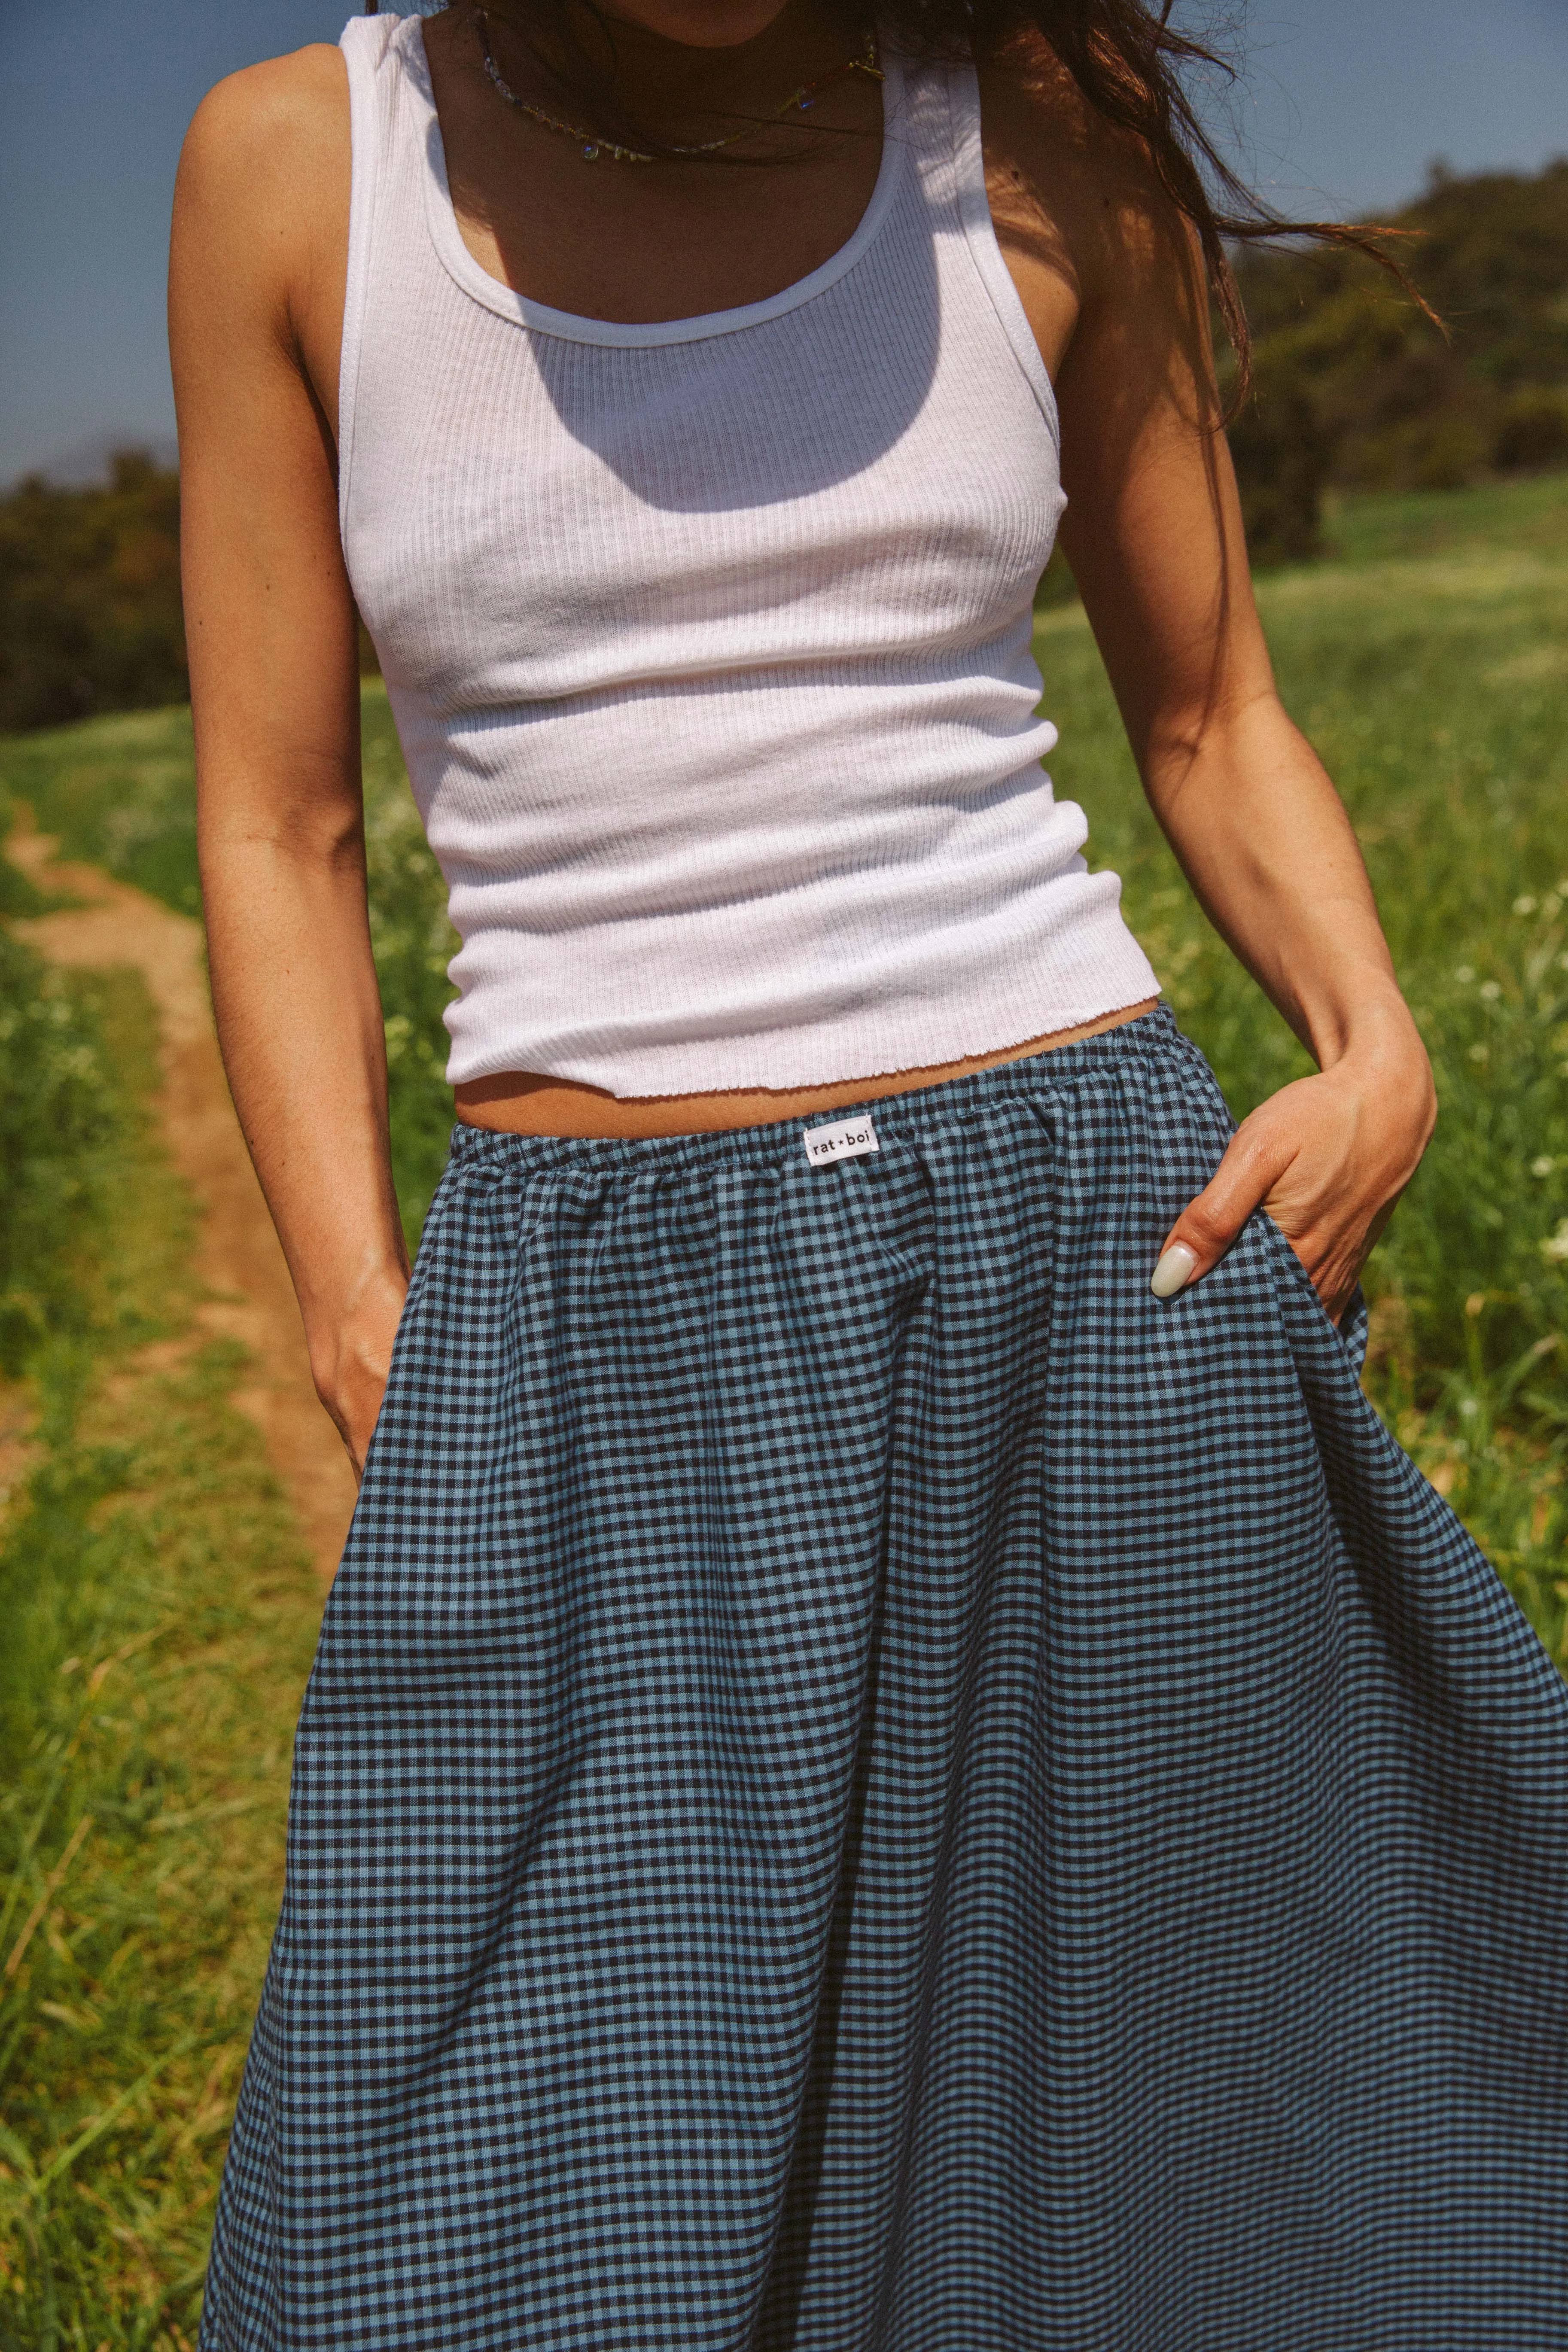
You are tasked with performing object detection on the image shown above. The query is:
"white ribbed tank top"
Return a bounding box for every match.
[338,13,1159,1095]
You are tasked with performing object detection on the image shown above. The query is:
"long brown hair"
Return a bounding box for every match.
[419,0,1418,389]
[952,2,1417,389]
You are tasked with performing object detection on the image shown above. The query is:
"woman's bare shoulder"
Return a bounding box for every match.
[176,44,349,263]
[173,43,351,404]
[185,42,347,155]
[976,36,1195,304]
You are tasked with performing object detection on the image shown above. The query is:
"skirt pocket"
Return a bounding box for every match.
[1258,1206,1370,1378]
[342,1144,466,1502]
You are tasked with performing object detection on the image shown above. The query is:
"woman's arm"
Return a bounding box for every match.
[989,68,1435,1320]
[170,48,408,1475]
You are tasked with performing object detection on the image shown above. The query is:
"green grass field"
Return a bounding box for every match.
[0,946,322,2347]
[1,469,1566,2340]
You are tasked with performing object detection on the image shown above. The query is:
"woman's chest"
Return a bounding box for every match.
[345,275,1063,691]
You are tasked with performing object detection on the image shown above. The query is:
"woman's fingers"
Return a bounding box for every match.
[1151,1123,1293,1301]
[1148,1055,1432,1314]
[1149,1239,1200,1299]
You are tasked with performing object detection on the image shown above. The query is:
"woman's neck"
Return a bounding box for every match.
[470,0,866,149]
[423,0,884,326]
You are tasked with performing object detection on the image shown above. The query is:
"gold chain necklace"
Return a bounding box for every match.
[474,9,883,165]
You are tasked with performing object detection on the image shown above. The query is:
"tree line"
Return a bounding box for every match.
[1231,157,1568,563]
[1,161,1564,731]
[0,452,186,733]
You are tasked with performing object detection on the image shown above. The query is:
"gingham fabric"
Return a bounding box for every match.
[202,1008,1568,2352]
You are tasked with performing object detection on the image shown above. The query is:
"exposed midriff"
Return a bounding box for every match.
[453,1001,1160,1138]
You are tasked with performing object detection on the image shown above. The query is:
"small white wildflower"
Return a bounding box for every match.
[1542,1220,1568,1263]
[1459,1397,1480,1419]
[1455,965,1476,983]
[1479,980,1503,1001]
[1468,1044,1490,1063]
[1533,1156,1557,1178]
[1515,895,1538,915]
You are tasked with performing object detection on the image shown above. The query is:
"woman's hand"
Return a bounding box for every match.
[1151,1021,1437,1323]
[307,1265,410,1483]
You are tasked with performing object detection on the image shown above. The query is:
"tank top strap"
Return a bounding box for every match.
[338,12,424,535]
[918,46,1061,442]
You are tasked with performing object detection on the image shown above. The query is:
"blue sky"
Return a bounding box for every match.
[2,0,1565,483]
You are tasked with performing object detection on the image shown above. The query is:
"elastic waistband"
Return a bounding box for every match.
[446,1004,1179,1178]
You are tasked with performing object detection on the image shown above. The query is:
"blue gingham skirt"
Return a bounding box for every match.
[202,1008,1568,2351]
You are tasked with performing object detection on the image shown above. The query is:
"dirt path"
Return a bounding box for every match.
[10,835,358,1585]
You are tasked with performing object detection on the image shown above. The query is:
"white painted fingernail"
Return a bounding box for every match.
[1151,1244,1199,1300]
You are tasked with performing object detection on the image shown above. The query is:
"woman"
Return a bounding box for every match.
[171,0,1568,2343]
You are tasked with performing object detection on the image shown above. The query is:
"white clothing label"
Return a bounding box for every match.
[802,1115,880,1167]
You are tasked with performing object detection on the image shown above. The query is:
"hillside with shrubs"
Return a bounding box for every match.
[1231,157,1568,562]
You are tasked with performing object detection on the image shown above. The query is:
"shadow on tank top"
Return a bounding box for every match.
[422,86,947,514]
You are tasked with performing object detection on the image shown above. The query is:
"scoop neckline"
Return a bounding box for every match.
[409,17,907,347]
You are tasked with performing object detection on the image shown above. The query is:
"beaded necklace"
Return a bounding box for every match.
[473,8,883,165]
